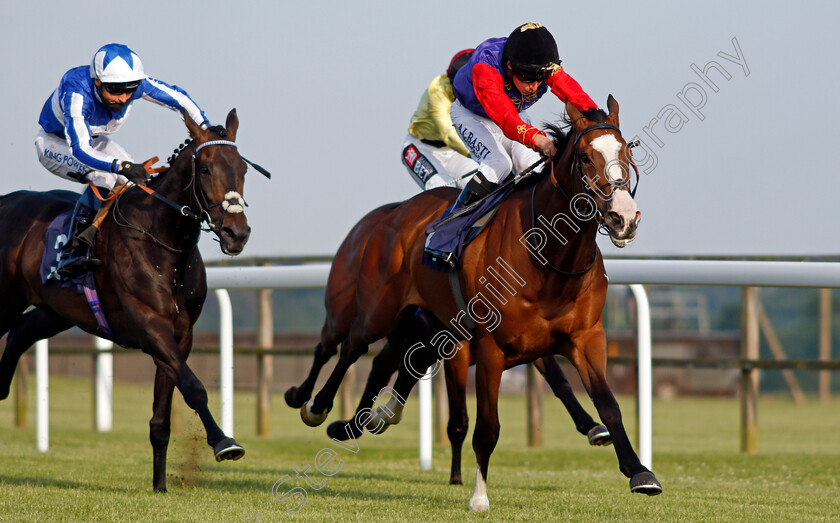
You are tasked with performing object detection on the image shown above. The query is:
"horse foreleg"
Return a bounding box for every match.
[571,332,661,495]
[444,352,470,485]
[0,307,71,400]
[326,341,400,440]
[285,340,338,409]
[150,367,175,492]
[150,343,244,462]
[533,355,610,445]
[469,349,504,512]
[303,333,369,427]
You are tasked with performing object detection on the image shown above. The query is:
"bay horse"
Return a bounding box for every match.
[284,206,611,486]
[0,110,251,492]
[300,96,660,510]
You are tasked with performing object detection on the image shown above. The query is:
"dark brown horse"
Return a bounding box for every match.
[284,205,611,486]
[300,96,660,510]
[0,110,252,492]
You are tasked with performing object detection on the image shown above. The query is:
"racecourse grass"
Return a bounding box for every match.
[1,376,839,522]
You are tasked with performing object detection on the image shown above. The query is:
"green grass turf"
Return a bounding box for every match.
[1,376,839,521]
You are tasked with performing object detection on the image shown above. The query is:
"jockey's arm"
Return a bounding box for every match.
[545,67,598,113]
[472,63,547,151]
[63,92,122,174]
[140,78,210,129]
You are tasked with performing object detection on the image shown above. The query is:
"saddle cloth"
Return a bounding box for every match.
[422,184,516,271]
[39,211,113,339]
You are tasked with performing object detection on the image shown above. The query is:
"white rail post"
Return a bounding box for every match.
[419,367,433,470]
[629,284,652,470]
[35,339,49,452]
[215,289,234,437]
[94,337,113,432]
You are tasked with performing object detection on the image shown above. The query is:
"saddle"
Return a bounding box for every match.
[422,159,547,271]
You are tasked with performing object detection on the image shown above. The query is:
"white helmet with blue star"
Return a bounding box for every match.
[90,43,145,86]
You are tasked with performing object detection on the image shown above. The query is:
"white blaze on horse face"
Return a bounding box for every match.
[590,134,639,232]
[590,134,623,182]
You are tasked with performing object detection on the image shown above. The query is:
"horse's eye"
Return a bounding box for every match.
[199,166,210,175]
[580,154,591,164]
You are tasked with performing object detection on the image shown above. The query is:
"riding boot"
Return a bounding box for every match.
[450,170,498,214]
[55,201,102,277]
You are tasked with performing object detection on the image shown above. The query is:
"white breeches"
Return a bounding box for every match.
[450,100,543,184]
[401,133,478,190]
[35,129,132,190]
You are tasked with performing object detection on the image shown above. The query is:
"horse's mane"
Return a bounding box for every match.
[543,108,608,150]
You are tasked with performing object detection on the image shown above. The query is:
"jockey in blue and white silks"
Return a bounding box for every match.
[35,43,211,279]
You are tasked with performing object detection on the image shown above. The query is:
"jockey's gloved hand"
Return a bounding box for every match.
[118,161,150,185]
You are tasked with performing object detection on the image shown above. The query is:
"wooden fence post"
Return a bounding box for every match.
[756,303,805,403]
[257,286,273,437]
[526,363,543,447]
[820,289,832,404]
[740,287,759,454]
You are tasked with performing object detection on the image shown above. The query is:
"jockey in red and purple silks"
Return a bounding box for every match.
[449,22,598,211]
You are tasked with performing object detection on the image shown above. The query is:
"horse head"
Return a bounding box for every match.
[183,109,252,255]
[564,95,641,247]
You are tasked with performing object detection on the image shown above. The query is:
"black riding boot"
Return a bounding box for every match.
[450,171,498,214]
[55,201,102,278]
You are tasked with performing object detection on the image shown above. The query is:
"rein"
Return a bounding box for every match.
[112,138,248,253]
[531,121,637,276]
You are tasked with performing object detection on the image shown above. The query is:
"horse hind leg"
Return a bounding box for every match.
[533,355,611,446]
[0,307,72,400]
[285,339,339,409]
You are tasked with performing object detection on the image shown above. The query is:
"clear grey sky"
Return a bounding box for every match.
[2,1,837,260]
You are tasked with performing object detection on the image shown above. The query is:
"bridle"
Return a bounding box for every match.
[112,138,247,253]
[530,121,639,276]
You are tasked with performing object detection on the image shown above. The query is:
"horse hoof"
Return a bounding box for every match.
[449,477,463,485]
[630,471,662,496]
[469,495,490,511]
[300,399,329,427]
[214,438,245,462]
[587,425,612,446]
[284,386,308,408]
[327,420,363,441]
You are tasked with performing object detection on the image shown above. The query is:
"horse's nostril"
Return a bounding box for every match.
[608,211,624,227]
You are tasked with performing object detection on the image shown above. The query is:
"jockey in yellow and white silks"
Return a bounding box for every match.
[401,49,479,190]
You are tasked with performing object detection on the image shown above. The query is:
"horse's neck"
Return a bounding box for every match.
[114,157,201,255]
[529,154,599,272]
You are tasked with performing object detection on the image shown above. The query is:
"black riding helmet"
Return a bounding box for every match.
[503,22,562,83]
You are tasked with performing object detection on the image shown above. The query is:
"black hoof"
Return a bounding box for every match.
[587,425,612,446]
[630,471,662,496]
[449,478,463,485]
[285,386,308,408]
[214,437,245,462]
[327,420,363,441]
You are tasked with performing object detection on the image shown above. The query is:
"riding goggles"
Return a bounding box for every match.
[102,81,141,95]
[511,62,561,83]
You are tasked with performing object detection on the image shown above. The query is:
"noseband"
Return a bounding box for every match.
[189,139,246,239]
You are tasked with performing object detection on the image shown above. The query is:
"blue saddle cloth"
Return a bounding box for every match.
[39,211,113,339]
[422,186,514,271]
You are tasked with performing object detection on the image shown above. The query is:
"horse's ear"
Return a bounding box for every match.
[606,94,619,127]
[225,109,239,141]
[183,110,205,141]
[566,100,584,127]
